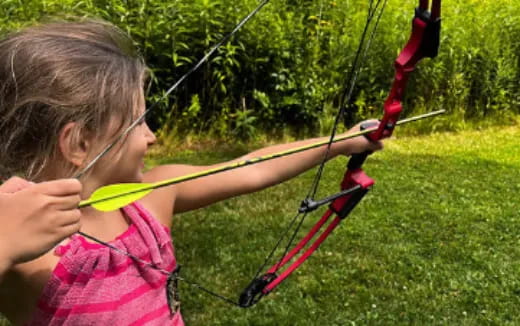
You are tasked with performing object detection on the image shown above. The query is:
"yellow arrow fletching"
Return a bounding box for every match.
[80,183,154,212]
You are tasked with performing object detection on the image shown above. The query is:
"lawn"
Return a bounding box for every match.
[1,126,518,325]
[161,126,520,325]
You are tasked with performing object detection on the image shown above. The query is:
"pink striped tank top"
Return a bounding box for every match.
[28,202,184,325]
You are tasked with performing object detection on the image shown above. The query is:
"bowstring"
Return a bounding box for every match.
[307,0,387,201]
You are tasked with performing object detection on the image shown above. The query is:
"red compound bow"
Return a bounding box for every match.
[239,0,442,308]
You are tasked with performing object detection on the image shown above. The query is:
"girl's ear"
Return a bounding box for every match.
[58,122,92,167]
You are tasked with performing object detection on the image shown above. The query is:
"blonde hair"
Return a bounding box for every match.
[0,20,147,181]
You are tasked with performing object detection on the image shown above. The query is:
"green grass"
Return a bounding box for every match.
[160,126,520,325]
[1,126,518,325]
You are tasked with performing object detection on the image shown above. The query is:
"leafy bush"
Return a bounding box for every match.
[1,0,519,140]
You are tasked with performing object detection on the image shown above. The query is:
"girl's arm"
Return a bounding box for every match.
[0,178,82,281]
[143,121,382,223]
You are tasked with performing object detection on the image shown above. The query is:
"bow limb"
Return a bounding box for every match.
[371,0,441,142]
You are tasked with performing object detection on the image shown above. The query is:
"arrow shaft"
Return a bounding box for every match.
[151,109,446,189]
[79,109,445,209]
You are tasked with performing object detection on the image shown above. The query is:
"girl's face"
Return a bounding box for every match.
[94,93,156,185]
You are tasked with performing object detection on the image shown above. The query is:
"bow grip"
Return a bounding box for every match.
[347,121,380,170]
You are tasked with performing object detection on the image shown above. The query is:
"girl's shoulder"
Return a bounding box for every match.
[143,163,206,182]
[141,164,193,226]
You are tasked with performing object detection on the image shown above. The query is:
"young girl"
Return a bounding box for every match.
[0,20,382,325]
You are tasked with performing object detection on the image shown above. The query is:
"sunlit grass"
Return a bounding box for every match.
[158,126,520,325]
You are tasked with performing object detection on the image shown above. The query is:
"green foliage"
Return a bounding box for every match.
[231,108,258,140]
[1,0,520,139]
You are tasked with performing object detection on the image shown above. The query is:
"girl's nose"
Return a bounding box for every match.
[144,123,156,145]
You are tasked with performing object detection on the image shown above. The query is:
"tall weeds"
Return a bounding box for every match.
[1,0,518,140]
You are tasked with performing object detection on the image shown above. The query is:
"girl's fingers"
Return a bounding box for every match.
[57,211,82,229]
[31,193,80,211]
[36,179,82,197]
[52,194,82,210]
[369,140,384,151]
[52,208,81,229]
[58,219,82,237]
[0,176,32,193]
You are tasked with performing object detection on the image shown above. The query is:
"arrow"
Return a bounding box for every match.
[79,109,445,212]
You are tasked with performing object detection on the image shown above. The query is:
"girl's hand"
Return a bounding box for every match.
[0,177,82,273]
[341,119,384,155]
